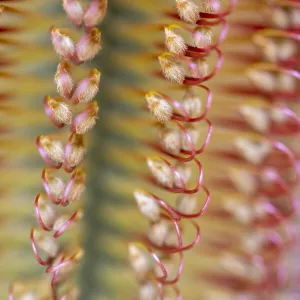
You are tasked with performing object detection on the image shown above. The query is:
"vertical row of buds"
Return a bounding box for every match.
[129,1,236,299]
[208,0,300,298]
[24,1,107,299]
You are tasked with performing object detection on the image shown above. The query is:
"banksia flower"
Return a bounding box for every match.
[6,0,300,299]
[3,1,108,298]
[130,0,236,298]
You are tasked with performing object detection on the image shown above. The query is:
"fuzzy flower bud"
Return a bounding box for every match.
[34,230,59,257]
[234,138,272,165]
[138,281,158,300]
[134,189,160,222]
[44,96,72,127]
[230,169,258,196]
[64,134,86,172]
[62,0,84,27]
[64,169,86,203]
[147,156,174,188]
[164,26,187,56]
[181,124,200,151]
[148,220,177,247]
[240,105,269,133]
[174,162,191,188]
[76,28,101,62]
[84,0,107,27]
[37,135,65,167]
[42,169,66,203]
[52,249,84,282]
[182,87,202,117]
[247,69,275,93]
[146,92,173,124]
[200,0,221,13]
[37,194,57,228]
[176,0,199,24]
[54,61,74,99]
[176,194,197,214]
[51,27,76,60]
[158,126,181,155]
[128,243,153,281]
[193,27,213,49]
[158,54,184,84]
[71,102,99,134]
[71,68,100,104]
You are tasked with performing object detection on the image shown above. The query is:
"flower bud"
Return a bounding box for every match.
[240,105,269,133]
[224,198,253,224]
[128,243,153,281]
[51,27,75,60]
[193,27,213,49]
[158,54,184,84]
[175,0,199,24]
[84,0,107,27]
[234,138,272,165]
[148,220,176,247]
[52,249,83,282]
[37,135,64,167]
[62,0,84,27]
[19,292,37,300]
[54,61,74,99]
[138,281,158,300]
[182,87,202,117]
[76,28,101,62]
[147,156,174,188]
[174,162,191,188]
[278,72,296,92]
[72,68,100,104]
[230,169,258,196]
[64,169,86,202]
[146,92,173,124]
[35,230,59,257]
[42,169,66,203]
[164,26,187,56]
[180,124,200,151]
[53,211,83,233]
[133,189,160,222]
[158,126,181,155]
[37,193,57,227]
[200,0,221,13]
[247,69,275,93]
[44,96,72,127]
[64,134,86,172]
[176,194,197,214]
[71,102,99,135]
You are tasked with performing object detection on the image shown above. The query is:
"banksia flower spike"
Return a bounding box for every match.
[29,1,106,299]
[130,0,236,298]
[203,0,300,298]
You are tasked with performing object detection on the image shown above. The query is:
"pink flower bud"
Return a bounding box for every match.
[76,28,101,62]
[54,61,74,99]
[71,68,100,104]
[62,0,84,27]
[62,169,86,204]
[44,96,72,128]
[36,135,64,168]
[71,102,99,134]
[84,0,107,27]
[42,169,66,204]
[50,27,76,60]
[64,133,86,173]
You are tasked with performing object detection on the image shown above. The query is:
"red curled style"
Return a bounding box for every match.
[206,0,300,297]
[132,1,237,299]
